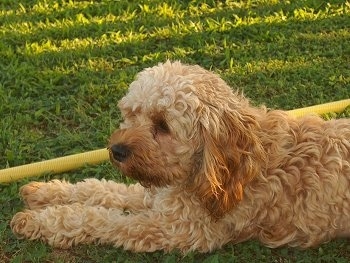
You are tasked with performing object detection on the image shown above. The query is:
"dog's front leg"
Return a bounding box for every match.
[11,203,225,252]
[11,204,174,252]
[20,179,148,211]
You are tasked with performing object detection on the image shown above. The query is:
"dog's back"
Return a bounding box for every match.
[239,112,350,247]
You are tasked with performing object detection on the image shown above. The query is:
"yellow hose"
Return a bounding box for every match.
[0,99,349,184]
[0,149,109,183]
[287,99,350,118]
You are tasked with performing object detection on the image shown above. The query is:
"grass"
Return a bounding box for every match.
[0,0,350,262]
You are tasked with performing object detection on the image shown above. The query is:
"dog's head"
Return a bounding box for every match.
[109,61,266,218]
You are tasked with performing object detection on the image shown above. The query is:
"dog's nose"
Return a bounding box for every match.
[110,144,130,162]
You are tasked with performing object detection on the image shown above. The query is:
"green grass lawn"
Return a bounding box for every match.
[1,0,350,262]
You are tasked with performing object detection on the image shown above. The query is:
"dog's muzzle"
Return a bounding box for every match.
[110,144,130,162]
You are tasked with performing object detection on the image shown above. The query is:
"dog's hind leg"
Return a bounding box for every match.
[20,179,148,211]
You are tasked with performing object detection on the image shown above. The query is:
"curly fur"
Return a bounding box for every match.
[11,61,350,252]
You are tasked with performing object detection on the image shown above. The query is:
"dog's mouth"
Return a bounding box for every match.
[108,145,171,188]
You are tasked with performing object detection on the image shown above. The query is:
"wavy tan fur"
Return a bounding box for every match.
[11,61,350,252]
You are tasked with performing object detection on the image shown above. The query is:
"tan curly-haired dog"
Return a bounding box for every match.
[11,61,350,253]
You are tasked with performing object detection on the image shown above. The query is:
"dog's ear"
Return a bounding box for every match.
[191,106,266,219]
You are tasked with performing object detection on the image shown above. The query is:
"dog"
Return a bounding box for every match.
[11,61,350,253]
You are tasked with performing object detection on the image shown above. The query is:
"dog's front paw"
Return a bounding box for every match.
[20,182,48,209]
[10,211,41,240]
[11,207,84,249]
[20,180,73,209]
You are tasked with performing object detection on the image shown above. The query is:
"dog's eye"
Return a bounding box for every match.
[154,118,170,134]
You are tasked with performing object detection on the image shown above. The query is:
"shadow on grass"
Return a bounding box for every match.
[6,238,350,263]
